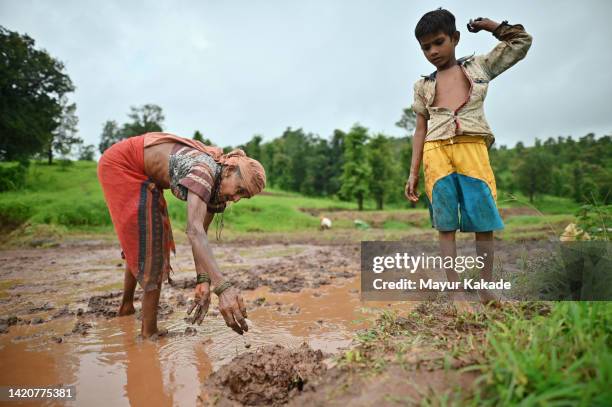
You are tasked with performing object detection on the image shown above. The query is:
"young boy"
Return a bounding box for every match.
[405,9,532,309]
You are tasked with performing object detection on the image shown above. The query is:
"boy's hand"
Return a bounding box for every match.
[467,17,500,33]
[405,174,420,202]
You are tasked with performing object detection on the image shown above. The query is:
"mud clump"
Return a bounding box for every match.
[72,321,92,335]
[86,291,123,318]
[204,343,326,406]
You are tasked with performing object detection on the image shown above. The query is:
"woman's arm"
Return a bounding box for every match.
[186,191,248,334]
[405,113,428,202]
[203,211,215,234]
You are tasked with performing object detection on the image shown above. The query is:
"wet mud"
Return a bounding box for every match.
[203,343,326,406]
[0,236,548,405]
[0,241,365,405]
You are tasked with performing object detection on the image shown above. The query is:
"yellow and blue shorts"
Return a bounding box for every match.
[423,136,504,232]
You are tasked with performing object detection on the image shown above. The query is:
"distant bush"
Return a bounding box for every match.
[0,200,33,229]
[0,161,29,192]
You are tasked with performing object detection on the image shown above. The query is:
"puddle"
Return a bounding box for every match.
[0,243,412,406]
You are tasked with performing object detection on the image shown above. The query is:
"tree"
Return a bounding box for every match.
[77,143,96,161]
[515,149,552,203]
[98,120,122,154]
[0,26,75,160]
[193,130,212,145]
[121,104,164,137]
[48,96,81,164]
[98,104,165,154]
[368,134,396,209]
[242,135,263,161]
[395,107,417,134]
[340,124,370,210]
[327,130,346,195]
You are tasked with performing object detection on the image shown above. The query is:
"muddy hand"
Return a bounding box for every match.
[218,286,248,335]
[187,283,210,325]
[467,17,498,33]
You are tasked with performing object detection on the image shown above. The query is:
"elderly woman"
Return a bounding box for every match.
[97,132,265,338]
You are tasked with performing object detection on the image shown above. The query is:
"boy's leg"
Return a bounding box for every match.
[475,231,497,303]
[141,282,163,338]
[440,231,474,313]
[119,266,137,316]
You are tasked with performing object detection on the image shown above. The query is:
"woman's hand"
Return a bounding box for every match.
[187,282,211,325]
[405,174,420,202]
[217,286,248,335]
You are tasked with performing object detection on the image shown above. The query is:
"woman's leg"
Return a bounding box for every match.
[141,282,163,338]
[119,266,137,316]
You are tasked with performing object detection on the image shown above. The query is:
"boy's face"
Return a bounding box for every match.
[418,31,459,69]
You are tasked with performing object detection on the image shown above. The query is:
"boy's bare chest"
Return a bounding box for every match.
[432,66,471,111]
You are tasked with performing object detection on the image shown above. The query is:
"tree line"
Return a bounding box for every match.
[2,25,610,207]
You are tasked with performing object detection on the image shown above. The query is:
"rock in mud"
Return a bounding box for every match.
[0,324,8,334]
[29,303,55,312]
[184,327,197,336]
[31,317,45,325]
[72,321,92,335]
[203,343,326,406]
[52,306,74,319]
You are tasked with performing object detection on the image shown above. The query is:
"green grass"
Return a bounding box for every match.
[0,160,583,238]
[0,161,361,235]
[498,192,581,215]
[474,302,612,406]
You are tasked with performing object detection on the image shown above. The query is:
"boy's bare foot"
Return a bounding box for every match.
[478,290,503,308]
[118,303,136,316]
[454,300,476,315]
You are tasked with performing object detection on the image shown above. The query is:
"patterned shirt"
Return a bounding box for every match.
[412,21,533,146]
[168,144,226,213]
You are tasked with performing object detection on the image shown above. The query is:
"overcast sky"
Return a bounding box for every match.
[2,0,611,151]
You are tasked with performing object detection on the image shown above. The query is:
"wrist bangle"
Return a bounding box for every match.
[213,280,233,296]
[196,274,211,284]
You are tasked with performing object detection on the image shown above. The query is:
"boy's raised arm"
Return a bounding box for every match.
[470,17,533,80]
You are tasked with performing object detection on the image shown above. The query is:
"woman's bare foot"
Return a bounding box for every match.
[118,303,136,316]
[142,327,168,340]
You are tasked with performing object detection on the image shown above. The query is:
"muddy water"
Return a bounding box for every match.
[0,243,407,406]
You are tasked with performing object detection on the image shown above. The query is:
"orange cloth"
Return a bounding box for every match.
[97,135,174,291]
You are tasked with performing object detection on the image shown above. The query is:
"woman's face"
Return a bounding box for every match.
[218,168,251,203]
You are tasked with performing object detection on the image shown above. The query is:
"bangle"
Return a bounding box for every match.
[213,280,233,296]
[196,274,211,284]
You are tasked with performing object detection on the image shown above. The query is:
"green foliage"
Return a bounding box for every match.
[193,130,212,145]
[515,147,552,203]
[492,134,611,205]
[395,106,417,134]
[0,26,75,160]
[98,104,165,153]
[77,144,96,161]
[49,96,81,164]
[477,302,612,406]
[340,124,371,210]
[254,128,344,197]
[0,161,29,192]
[368,134,397,209]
